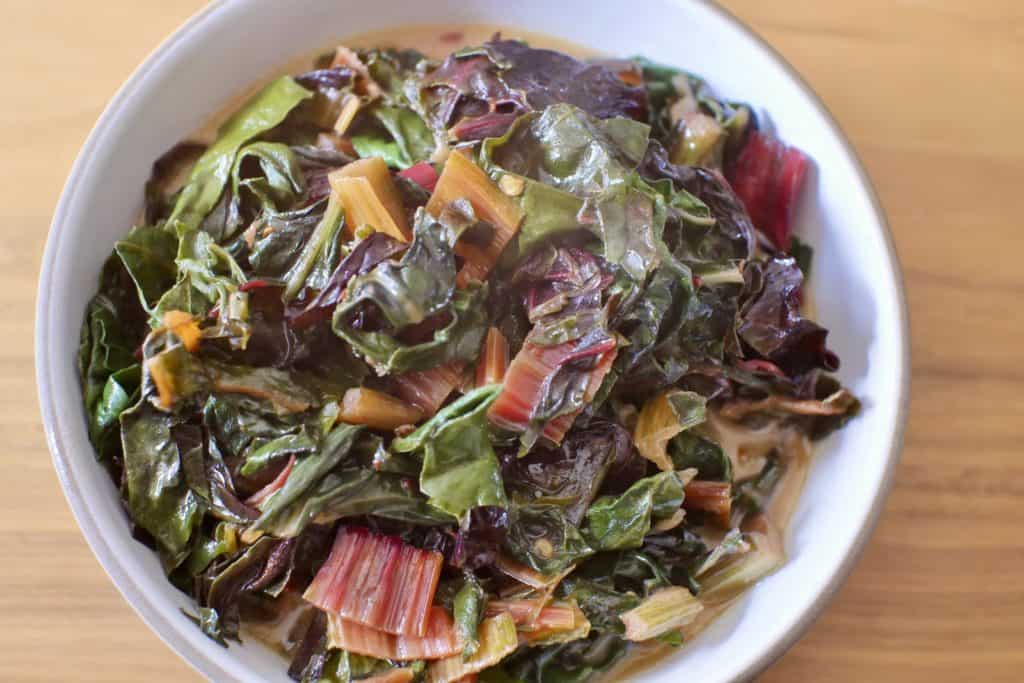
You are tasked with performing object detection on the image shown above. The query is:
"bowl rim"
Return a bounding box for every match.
[35,1,910,681]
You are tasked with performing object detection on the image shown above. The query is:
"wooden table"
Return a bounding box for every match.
[3,1,1022,680]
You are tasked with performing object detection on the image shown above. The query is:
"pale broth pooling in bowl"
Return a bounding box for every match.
[78,24,859,683]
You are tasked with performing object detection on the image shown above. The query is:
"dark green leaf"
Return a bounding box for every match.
[669,432,731,481]
[790,236,814,280]
[79,256,149,467]
[168,76,312,235]
[89,364,141,457]
[249,423,364,537]
[584,472,684,551]
[183,522,239,577]
[114,224,179,311]
[332,210,489,373]
[482,103,649,196]
[505,505,594,575]
[232,141,305,215]
[240,428,319,476]
[204,536,295,639]
[560,578,640,634]
[248,201,326,277]
[317,468,454,525]
[120,405,202,565]
[351,104,435,169]
[392,385,506,522]
[337,208,456,330]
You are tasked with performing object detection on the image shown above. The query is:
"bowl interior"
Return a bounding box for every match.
[36,1,908,681]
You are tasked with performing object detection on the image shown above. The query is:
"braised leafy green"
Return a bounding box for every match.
[585,472,685,551]
[78,35,858,683]
[168,76,312,235]
[392,386,507,521]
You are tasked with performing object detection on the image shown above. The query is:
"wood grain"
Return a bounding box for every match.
[2,1,1022,680]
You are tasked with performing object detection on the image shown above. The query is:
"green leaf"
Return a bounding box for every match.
[515,179,584,256]
[561,578,640,635]
[120,405,202,566]
[90,364,141,455]
[203,394,315,462]
[249,423,364,536]
[669,432,731,481]
[205,536,293,639]
[79,257,148,465]
[231,141,305,214]
[482,103,663,281]
[582,179,663,283]
[613,263,693,387]
[505,505,594,575]
[372,105,436,169]
[153,229,249,326]
[340,284,489,375]
[790,236,814,279]
[144,346,319,414]
[183,522,239,577]
[350,134,405,169]
[337,208,456,329]
[316,468,454,525]
[168,76,312,235]
[114,225,179,311]
[392,385,506,522]
[248,201,326,277]
[239,428,319,476]
[585,472,685,551]
[333,210,489,374]
[483,103,650,196]
[317,650,393,682]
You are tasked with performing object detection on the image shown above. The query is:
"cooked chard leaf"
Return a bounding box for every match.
[423,39,646,143]
[120,405,202,566]
[248,201,327,277]
[80,259,146,460]
[282,192,345,301]
[231,141,305,215]
[89,364,141,459]
[168,76,312,236]
[561,578,640,635]
[351,104,435,169]
[483,104,650,196]
[505,504,594,575]
[240,428,319,476]
[332,209,489,373]
[114,224,179,311]
[584,472,685,551]
[737,256,839,375]
[502,419,633,525]
[392,385,507,522]
[483,103,667,282]
[204,536,296,639]
[249,423,364,536]
[337,208,456,330]
[669,432,731,481]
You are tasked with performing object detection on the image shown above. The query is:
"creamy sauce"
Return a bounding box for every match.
[185,23,819,681]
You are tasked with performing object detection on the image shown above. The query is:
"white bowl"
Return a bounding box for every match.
[36,1,910,681]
